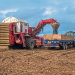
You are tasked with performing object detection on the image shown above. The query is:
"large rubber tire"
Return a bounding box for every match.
[62,43,68,50]
[48,47,51,50]
[26,38,34,49]
[65,43,68,50]
[73,41,75,47]
[63,43,66,50]
[8,46,12,50]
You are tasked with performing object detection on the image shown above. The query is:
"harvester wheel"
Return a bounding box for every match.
[26,38,34,49]
[8,46,13,50]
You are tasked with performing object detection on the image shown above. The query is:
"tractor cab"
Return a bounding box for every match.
[65,31,75,39]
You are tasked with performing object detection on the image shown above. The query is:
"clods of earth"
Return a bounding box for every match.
[0,46,75,75]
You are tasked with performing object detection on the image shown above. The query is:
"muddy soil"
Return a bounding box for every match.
[0,47,75,75]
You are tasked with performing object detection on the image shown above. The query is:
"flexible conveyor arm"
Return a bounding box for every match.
[31,19,60,37]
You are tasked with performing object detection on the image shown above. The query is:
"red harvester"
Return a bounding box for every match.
[0,17,59,49]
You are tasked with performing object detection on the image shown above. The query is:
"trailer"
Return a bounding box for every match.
[0,17,59,49]
[43,33,75,50]
[43,39,75,50]
[42,21,75,50]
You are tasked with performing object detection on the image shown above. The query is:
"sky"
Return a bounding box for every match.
[0,0,75,36]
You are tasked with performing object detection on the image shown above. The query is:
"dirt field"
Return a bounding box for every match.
[0,47,75,75]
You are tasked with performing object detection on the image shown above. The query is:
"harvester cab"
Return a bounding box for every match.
[29,26,35,31]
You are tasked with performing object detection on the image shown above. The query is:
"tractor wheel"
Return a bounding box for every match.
[62,43,68,50]
[73,41,75,47]
[26,38,34,49]
[62,43,66,50]
[65,43,68,50]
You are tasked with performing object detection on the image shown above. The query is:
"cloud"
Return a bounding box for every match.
[53,0,62,4]
[73,0,75,4]
[63,7,68,10]
[49,0,62,5]
[65,6,75,14]
[6,8,46,20]
[0,9,18,17]
[0,0,75,35]
[43,7,57,16]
